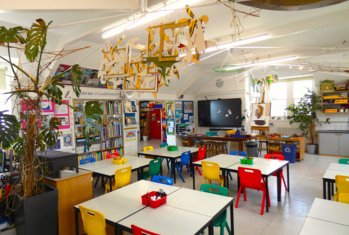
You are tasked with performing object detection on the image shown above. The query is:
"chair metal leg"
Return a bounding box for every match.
[235,185,242,208]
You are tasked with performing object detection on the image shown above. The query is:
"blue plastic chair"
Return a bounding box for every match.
[175,151,192,182]
[151,175,174,185]
[229,150,247,157]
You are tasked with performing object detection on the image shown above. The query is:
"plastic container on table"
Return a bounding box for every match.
[141,191,167,208]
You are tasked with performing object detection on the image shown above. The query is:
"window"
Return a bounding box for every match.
[0,67,12,113]
[269,79,313,117]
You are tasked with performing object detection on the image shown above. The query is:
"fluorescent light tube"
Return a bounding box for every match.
[102,21,133,39]
[217,34,272,50]
[224,56,299,71]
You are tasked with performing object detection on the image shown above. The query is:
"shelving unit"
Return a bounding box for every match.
[321,83,349,113]
[73,99,124,163]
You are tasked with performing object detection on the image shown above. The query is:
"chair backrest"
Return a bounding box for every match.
[238,167,264,190]
[79,206,106,235]
[143,146,154,152]
[149,159,161,176]
[264,153,284,160]
[229,150,247,157]
[160,142,168,148]
[200,184,228,196]
[202,161,221,181]
[114,166,132,189]
[197,146,207,161]
[335,175,349,195]
[131,224,160,235]
[339,158,349,165]
[151,175,174,185]
[180,151,191,165]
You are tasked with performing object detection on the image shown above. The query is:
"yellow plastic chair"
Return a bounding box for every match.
[79,205,106,235]
[338,193,349,204]
[143,146,154,152]
[334,175,349,201]
[105,166,132,193]
[202,161,224,186]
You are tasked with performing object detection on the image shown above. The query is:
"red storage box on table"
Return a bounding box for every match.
[106,152,119,159]
[141,191,167,208]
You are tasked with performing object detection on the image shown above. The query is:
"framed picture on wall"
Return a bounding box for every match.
[250,103,271,128]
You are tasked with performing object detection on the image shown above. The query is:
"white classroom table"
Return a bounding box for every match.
[328,163,349,172]
[300,217,349,235]
[322,169,349,200]
[138,146,199,183]
[118,205,212,235]
[75,180,235,235]
[79,156,150,190]
[300,197,349,235]
[227,156,289,212]
[307,198,349,226]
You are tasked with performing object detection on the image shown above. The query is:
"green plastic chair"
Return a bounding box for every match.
[200,184,231,235]
[339,158,349,165]
[142,159,161,179]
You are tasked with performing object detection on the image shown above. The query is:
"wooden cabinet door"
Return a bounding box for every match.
[338,134,349,156]
[319,133,339,155]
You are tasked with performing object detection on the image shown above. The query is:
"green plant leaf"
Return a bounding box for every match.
[0,111,20,149]
[70,64,82,97]
[44,76,64,104]
[25,19,51,62]
[83,101,103,150]
[38,116,59,150]
[0,26,26,44]
[12,137,24,156]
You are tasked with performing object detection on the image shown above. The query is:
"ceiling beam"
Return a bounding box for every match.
[0,0,139,11]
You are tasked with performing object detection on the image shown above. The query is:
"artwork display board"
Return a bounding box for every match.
[250,103,271,128]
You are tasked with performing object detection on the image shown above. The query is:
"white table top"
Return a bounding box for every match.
[92,158,151,176]
[300,217,349,235]
[118,205,211,235]
[307,198,349,226]
[227,157,289,176]
[193,154,242,169]
[166,187,233,217]
[328,163,349,172]
[75,180,180,223]
[79,156,139,171]
[138,146,198,159]
[322,169,349,180]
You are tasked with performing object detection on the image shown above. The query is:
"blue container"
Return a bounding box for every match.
[282,144,297,163]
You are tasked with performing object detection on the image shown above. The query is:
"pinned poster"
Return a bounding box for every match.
[54,100,70,130]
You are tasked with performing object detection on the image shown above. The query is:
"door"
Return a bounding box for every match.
[149,109,161,139]
[339,134,349,156]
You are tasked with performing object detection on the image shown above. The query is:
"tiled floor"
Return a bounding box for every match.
[135,139,339,235]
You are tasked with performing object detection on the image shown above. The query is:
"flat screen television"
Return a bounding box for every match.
[198,98,242,127]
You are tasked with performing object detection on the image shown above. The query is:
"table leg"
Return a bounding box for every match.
[110,177,113,192]
[74,209,79,235]
[208,221,214,235]
[93,175,100,188]
[277,170,281,202]
[265,177,269,212]
[114,224,118,235]
[237,174,240,192]
[286,163,290,193]
[238,141,243,151]
[327,180,331,200]
[230,201,234,235]
[171,159,176,183]
[226,170,230,191]
[331,181,334,196]
[323,179,326,199]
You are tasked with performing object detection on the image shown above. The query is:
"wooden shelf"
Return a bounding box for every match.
[321,89,349,94]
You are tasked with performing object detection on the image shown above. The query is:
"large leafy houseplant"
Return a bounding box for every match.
[0,19,101,207]
[286,90,322,145]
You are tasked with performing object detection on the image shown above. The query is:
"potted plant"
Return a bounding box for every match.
[0,19,101,234]
[286,90,322,154]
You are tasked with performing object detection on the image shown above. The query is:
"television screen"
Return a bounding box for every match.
[198,98,242,127]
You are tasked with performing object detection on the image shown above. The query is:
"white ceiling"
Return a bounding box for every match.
[1,0,349,95]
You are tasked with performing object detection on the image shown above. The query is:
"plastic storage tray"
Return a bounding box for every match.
[141,191,167,208]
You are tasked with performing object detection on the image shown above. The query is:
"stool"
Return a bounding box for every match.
[182,138,193,147]
[213,142,228,155]
[258,140,268,156]
[204,141,215,157]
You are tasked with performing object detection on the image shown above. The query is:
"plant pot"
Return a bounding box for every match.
[246,158,254,165]
[240,158,247,164]
[14,185,58,235]
[143,136,148,141]
[306,144,318,154]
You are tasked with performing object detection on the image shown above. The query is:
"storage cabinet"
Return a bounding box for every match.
[319,132,349,156]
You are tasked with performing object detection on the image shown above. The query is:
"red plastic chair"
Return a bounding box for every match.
[235,167,270,215]
[264,153,288,191]
[131,224,160,235]
[192,146,207,175]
